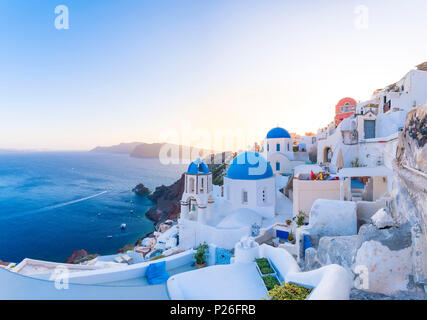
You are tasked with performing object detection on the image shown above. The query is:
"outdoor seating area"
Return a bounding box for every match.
[95,252,144,265]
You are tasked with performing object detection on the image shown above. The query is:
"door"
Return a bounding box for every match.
[215,248,232,265]
[364,120,375,139]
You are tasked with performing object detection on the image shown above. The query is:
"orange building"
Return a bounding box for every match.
[334,97,357,126]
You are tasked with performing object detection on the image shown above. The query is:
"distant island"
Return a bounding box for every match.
[91,142,217,159]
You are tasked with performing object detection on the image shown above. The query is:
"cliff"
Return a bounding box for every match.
[132,183,151,195]
[130,143,168,158]
[141,160,228,225]
[393,102,427,289]
[144,173,186,225]
[91,142,142,154]
[91,141,215,159]
[65,249,99,264]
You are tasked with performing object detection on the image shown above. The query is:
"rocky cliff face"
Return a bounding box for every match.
[144,173,185,225]
[142,161,227,225]
[65,249,99,264]
[132,183,151,195]
[393,102,427,292]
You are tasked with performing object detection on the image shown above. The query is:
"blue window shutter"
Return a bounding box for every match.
[364,120,375,139]
[276,162,280,171]
[276,143,280,151]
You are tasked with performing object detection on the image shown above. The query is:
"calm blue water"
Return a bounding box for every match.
[0,152,187,263]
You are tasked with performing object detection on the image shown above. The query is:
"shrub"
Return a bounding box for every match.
[288,232,294,242]
[267,282,312,300]
[296,211,306,227]
[255,258,270,269]
[149,254,165,261]
[260,266,274,275]
[262,275,280,291]
[194,242,208,265]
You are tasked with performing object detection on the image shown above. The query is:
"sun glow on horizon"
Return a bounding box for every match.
[1,0,426,151]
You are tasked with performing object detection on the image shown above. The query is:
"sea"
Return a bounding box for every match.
[0,152,187,263]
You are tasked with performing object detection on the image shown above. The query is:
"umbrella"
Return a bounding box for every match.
[336,148,344,170]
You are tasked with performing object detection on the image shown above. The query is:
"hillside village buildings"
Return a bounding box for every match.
[1,63,426,300]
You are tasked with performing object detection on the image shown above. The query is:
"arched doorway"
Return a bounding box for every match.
[324,147,332,163]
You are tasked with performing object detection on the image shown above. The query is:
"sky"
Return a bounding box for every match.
[1,0,427,151]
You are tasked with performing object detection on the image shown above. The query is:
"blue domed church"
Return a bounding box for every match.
[178,152,287,250]
[223,152,276,218]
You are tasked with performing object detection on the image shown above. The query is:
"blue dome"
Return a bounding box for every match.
[187,158,210,175]
[226,152,273,180]
[266,127,291,139]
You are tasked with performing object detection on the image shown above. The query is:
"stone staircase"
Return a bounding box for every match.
[351,188,363,202]
[351,178,372,202]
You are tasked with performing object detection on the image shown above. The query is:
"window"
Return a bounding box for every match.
[242,190,248,204]
[276,162,280,171]
[276,143,280,151]
[287,143,290,151]
[200,177,204,193]
[190,178,195,192]
[345,106,349,112]
[267,144,269,151]
[340,106,344,112]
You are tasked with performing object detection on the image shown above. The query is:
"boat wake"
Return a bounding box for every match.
[3,191,109,219]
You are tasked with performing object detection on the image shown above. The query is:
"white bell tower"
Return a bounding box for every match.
[180,158,213,224]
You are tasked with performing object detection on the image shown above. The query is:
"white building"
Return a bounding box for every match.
[224,151,276,219]
[317,64,427,170]
[178,152,293,250]
[263,127,307,174]
[179,158,214,224]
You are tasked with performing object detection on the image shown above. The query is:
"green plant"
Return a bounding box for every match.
[288,232,294,242]
[149,254,165,261]
[255,258,270,269]
[296,211,306,227]
[260,266,274,275]
[194,242,208,265]
[262,275,280,291]
[351,157,366,168]
[267,282,312,300]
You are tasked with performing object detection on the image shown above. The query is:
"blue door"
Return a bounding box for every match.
[364,120,375,139]
[215,248,232,265]
[276,162,280,171]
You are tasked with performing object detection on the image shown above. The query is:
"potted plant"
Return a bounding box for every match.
[296,211,306,227]
[286,219,292,226]
[288,232,295,244]
[194,242,208,268]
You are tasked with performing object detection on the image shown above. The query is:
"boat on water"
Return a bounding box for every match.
[120,223,126,230]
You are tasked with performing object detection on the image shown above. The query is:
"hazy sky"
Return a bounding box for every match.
[1,0,426,151]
